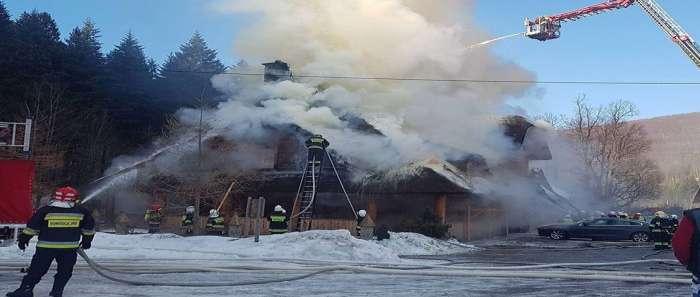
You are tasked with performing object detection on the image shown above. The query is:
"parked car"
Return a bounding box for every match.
[537,218,650,242]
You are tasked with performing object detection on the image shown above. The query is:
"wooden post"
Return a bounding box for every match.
[290,196,301,232]
[254,197,265,243]
[367,197,377,221]
[504,208,509,239]
[434,195,447,224]
[244,197,252,237]
[466,204,471,241]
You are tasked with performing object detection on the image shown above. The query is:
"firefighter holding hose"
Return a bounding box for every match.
[7,186,95,297]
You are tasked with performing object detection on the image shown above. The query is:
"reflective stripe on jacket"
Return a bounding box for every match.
[24,205,95,249]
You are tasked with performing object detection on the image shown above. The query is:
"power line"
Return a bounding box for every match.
[160,69,700,86]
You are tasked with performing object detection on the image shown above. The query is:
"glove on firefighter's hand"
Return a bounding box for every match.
[80,236,94,250]
[17,234,30,250]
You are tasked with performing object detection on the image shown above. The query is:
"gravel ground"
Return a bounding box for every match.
[0,234,690,297]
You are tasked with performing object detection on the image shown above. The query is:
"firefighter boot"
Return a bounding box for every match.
[5,282,34,297]
[48,289,62,297]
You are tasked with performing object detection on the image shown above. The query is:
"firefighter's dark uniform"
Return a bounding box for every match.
[650,216,671,250]
[144,209,161,233]
[269,210,288,234]
[181,212,194,234]
[305,135,329,161]
[205,216,225,235]
[11,206,94,297]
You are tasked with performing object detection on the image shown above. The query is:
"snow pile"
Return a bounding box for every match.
[377,232,478,256]
[0,230,473,263]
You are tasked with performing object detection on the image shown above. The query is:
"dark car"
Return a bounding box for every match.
[537,218,650,242]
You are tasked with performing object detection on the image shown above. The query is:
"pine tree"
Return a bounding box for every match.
[104,31,162,148]
[14,10,65,82]
[0,1,12,37]
[160,32,224,110]
[66,19,104,96]
[67,19,103,68]
[0,1,17,111]
[106,31,152,90]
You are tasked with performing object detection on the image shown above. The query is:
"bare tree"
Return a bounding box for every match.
[562,97,662,206]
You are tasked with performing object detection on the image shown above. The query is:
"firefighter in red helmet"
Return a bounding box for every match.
[144,203,163,234]
[6,186,95,297]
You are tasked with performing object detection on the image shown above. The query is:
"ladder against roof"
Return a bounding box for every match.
[296,155,323,231]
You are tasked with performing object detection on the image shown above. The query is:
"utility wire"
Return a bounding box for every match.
[160,69,700,86]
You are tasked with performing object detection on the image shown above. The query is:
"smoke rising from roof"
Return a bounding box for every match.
[198,0,536,171]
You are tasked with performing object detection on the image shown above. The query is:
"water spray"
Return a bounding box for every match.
[81,135,200,204]
[467,32,523,49]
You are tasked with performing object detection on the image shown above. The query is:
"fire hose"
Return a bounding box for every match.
[73,249,692,286]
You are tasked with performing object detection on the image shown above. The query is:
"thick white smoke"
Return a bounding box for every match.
[194,0,536,171]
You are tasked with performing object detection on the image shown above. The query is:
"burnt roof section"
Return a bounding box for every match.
[363,158,490,194]
[502,115,533,145]
[262,60,290,70]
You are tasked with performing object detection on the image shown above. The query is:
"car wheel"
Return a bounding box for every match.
[631,232,650,243]
[549,230,567,240]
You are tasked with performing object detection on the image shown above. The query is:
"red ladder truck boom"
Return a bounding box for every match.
[525,0,700,68]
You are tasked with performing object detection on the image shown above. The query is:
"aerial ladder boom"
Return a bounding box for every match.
[525,0,700,68]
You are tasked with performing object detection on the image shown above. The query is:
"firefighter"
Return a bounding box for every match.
[356,209,367,237]
[305,134,329,161]
[670,214,679,233]
[181,206,195,235]
[631,212,645,222]
[114,212,130,235]
[205,209,225,235]
[269,205,288,235]
[144,203,162,234]
[6,186,95,297]
[650,211,670,250]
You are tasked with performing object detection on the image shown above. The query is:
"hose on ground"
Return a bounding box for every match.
[76,249,691,286]
[77,248,336,287]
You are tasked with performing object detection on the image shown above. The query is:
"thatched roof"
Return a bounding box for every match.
[363,158,493,194]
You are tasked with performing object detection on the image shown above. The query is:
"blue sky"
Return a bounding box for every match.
[4,0,699,119]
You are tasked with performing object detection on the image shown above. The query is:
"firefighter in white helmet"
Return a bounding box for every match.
[269,205,288,235]
[205,209,225,236]
[355,210,367,237]
[650,211,670,250]
[181,206,195,235]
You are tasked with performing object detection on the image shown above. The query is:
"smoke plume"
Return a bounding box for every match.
[196,0,535,172]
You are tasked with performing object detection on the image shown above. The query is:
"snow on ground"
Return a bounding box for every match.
[0,230,473,263]
[377,232,477,255]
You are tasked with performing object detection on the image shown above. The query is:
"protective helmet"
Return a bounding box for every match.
[609,211,617,216]
[274,205,283,212]
[209,209,220,218]
[281,209,287,214]
[53,186,79,202]
[149,203,162,211]
[50,186,79,208]
[358,209,367,218]
[186,206,195,213]
[671,214,678,219]
[655,211,666,218]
